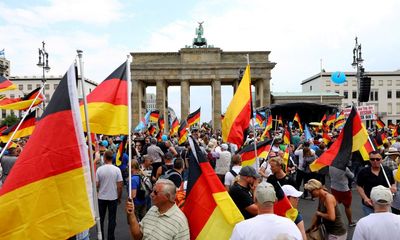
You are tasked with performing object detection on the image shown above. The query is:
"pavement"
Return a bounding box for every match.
[89,180,363,240]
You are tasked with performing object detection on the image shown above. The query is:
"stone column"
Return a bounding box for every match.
[263,72,271,106]
[164,83,169,132]
[212,79,222,130]
[181,79,190,121]
[255,79,264,108]
[132,79,144,128]
[156,79,167,132]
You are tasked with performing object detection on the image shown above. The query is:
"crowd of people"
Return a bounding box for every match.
[2,121,400,239]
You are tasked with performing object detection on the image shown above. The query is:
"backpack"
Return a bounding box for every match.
[160,169,182,182]
[137,175,152,199]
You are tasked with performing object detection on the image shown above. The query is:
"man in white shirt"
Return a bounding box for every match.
[230,182,302,240]
[224,154,242,190]
[96,150,123,240]
[353,185,400,240]
[215,143,231,183]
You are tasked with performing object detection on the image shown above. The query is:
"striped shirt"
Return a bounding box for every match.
[140,204,189,240]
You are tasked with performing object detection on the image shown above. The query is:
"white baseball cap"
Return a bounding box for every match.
[282,185,303,198]
[371,185,393,205]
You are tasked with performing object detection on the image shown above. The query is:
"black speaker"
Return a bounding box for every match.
[358,76,371,102]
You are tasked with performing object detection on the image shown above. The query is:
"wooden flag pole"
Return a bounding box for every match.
[127,55,133,199]
[77,50,103,240]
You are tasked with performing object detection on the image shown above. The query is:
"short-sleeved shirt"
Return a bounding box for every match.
[96,164,123,200]
[229,182,254,219]
[267,174,296,187]
[130,175,146,205]
[356,166,394,206]
[140,204,189,240]
[224,166,242,187]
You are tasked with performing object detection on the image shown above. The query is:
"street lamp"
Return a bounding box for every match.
[351,37,370,103]
[37,41,50,108]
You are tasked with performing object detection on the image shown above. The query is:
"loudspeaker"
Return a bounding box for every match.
[358,76,371,102]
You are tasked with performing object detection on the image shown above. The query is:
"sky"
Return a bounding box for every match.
[1,0,400,122]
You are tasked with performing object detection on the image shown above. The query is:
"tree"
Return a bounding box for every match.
[1,114,19,127]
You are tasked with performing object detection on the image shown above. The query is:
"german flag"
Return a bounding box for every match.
[237,139,272,166]
[293,112,303,132]
[169,117,179,136]
[267,178,299,222]
[255,110,265,126]
[0,110,36,143]
[0,64,94,239]
[0,75,16,92]
[359,137,375,161]
[178,120,189,145]
[0,87,44,110]
[277,115,283,127]
[388,123,396,129]
[261,115,272,140]
[282,146,290,172]
[148,125,156,136]
[326,114,336,127]
[334,119,346,130]
[156,130,163,142]
[183,136,244,239]
[322,131,331,145]
[222,65,252,148]
[310,106,369,172]
[320,114,327,124]
[81,61,128,135]
[116,136,127,166]
[158,116,165,131]
[187,107,201,127]
[283,126,291,145]
[149,110,159,123]
[375,116,385,129]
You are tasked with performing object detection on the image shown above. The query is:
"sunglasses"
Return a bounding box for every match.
[369,158,382,161]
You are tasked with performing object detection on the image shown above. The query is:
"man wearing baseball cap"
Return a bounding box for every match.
[228,166,260,219]
[353,185,400,239]
[230,182,302,240]
[282,185,307,240]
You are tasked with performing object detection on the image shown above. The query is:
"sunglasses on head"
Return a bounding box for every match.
[369,158,382,161]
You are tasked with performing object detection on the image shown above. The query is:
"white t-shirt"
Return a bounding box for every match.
[96,164,123,200]
[224,165,242,187]
[294,148,315,171]
[353,212,400,240]
[215,151,231,175]
[260,161,272,180]
[230,213,302,240]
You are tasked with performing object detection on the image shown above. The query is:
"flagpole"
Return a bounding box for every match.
[0,85,45,160]
[367,135,391,188]
[127,55,133,199]
[246,54,259,170]
[76,50,102,240]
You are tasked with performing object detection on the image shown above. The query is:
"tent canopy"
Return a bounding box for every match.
[260,102,338,124]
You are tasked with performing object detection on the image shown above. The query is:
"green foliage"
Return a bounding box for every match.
[1,114,19,127]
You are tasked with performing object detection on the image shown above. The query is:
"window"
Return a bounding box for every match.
[10,94,14,98]
[343,91,348,99]
[344,81,348,86]
[397,80,400,86]
[388,119,393,126]
[388,103,392,114]
[397,90,400,98]
[397,103,400,114]
[388,80,392,86]
[45,94,50,103]
[335,90,339,94]
[371,80,375,86]
[1,110,6,118]
[54,84,58,90]
[388,90,392,99]
[326,80,331,86]
[36,84,41,88]
[18,84,23,90]
[375,91,378,101]
[379,80,383,86]
[27,84,32,90]
[352,80,357,86]
[45,84,49,90]
[352,91,357,99]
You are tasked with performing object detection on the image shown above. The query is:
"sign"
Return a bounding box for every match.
[343,105,375,120]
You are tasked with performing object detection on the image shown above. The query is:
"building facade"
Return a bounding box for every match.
[1,75,97,120]
[0,57,10,78]
[301,70,400,125]
[146,93,156,112]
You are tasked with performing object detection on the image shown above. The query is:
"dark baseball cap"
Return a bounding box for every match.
[239,166,260,179]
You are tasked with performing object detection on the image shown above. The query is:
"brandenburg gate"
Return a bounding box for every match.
[131,24,276,131]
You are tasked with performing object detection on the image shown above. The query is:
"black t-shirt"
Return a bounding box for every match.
[229,182,254,219]
[267,174,296,187]
[356,166,394,206]
[166,169,182,188]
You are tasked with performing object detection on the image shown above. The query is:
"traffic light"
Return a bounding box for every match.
[358,76,371,102]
